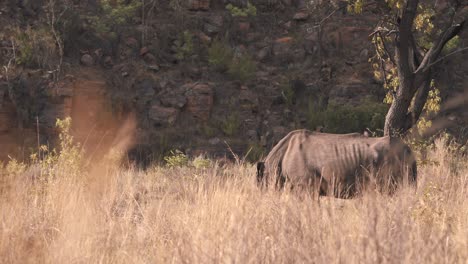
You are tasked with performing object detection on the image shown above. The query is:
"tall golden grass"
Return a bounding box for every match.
[0,136,466,264]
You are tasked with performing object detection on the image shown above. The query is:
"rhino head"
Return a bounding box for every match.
[370,136,417,190]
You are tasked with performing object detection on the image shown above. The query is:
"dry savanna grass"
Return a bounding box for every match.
[0,135,467,263]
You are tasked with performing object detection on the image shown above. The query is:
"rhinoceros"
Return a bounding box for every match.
[257,129,417,197]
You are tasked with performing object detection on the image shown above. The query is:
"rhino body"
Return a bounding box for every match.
[257,129,417,197]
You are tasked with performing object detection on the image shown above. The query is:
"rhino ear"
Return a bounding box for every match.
[371,148,380,166]
[363,128,372,137]
[370,138,390,165]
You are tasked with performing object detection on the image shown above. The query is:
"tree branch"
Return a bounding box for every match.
[415,20,466,74]
[396,0,419,83]
[423,46,468,69]
[410,71,432,125]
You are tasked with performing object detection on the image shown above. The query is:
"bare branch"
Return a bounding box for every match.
[380,32,397,66]
[415,20,466,74]
[423,46,468,69]
[369,27,399,38]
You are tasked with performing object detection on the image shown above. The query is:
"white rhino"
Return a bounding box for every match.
[257,130,417,197]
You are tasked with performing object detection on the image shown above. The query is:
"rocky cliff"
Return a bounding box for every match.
[0,0,466,163]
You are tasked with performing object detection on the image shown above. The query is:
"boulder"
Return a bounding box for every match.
[125,37,138,48]
[256,46,271,61]
[135,78,156,94]
[160,94,187,109]
[149,104,179,126]
[197,32,212,43]
[184,83,214,121]
[273,38,295,63]
[140,47,149,56]
[143,53,157,64]
[189,0,210,10]
[239,88,259,110]
[80,54,94,66]
[103,56,113,68]
[238,21,250,32]
[204,15,224,35]
[293,10,309,20]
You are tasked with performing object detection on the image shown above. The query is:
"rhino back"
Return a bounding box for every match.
[281,132,377,184]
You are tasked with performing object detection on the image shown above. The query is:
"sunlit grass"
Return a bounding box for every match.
[0,137,466,263]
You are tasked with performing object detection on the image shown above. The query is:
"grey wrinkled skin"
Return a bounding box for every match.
[257,130,417,198]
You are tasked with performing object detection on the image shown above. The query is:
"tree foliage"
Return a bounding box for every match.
[349,0,467,136]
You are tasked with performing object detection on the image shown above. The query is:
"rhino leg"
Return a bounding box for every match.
[256,162,265,187]
[410,159,417,187]
[275,161,286,189]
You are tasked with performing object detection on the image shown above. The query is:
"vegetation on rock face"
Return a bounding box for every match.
[226,2,257,17]
[207,39,256,82]
[1,0,466,166]
[87,0,141,39]
[8,26,58,69]
[227,54,256,83]
[174,31,195,61]
[307,100,388,134]
[208,39,234,71]
[220,113,241,136]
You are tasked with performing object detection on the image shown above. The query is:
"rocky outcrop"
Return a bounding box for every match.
[149,104,179,126]
[189,0,210,10]
[185,83,214,121]
[80,54,95,66]
[0,0,466,163]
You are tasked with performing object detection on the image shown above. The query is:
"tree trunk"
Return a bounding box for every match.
[384,0,418,136]
[383,0,466,136]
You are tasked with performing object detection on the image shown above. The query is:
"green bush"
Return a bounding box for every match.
[307,100,388,134]
[87,0,141,38]
[26,117,83,180]
[199,123,217,138]
[175,31,194,61]
[228,54,256,83]
[208,39,233,71]
[442,36,460,53]
[226,2,257,17]
[280,80,296,106]
[207,39,256,82]
[220,113,241,136]
[164,150,189,168]
[13,27,58,68]
[4,157,27,177]
[192,156,212,169]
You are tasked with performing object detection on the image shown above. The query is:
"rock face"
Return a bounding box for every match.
[184,83,214,121]
[293,10,309,20]
[0,101,14,133]
[189,0,210,10]
[1,0,466,164]
[204,14,224,35]
[149,104,179,126]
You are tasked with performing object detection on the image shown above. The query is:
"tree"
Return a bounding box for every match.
[349,0,467,136]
